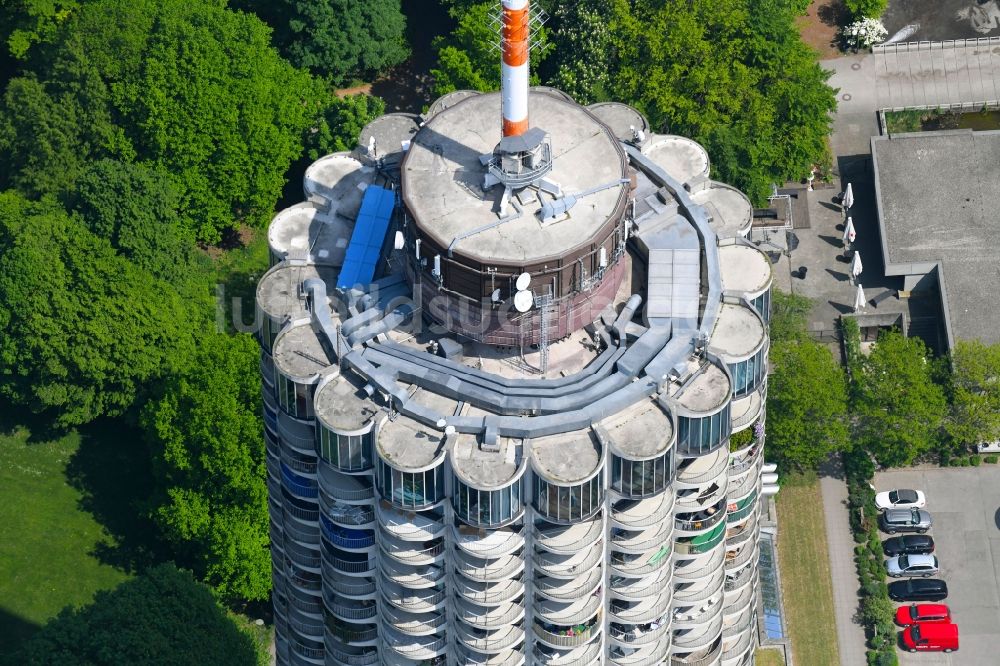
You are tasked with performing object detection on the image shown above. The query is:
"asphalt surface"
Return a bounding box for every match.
[883,0,1000,42]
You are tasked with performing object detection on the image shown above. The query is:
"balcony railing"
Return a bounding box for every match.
[607,621,665,646]
[533,621,599,647]
[328,578,375,597]
[325,643,378,665]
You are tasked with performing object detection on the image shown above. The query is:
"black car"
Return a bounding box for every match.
[888,578,948,602]
[883,535,935,556]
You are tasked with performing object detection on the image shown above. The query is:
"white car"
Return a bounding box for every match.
[977,441,1000,454]
[875,488,926,511]
[886,553,939,578]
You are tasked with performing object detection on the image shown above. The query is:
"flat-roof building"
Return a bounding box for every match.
[259,4,774,665]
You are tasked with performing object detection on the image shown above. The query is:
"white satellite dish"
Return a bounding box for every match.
[491,289,501,303]
[515,272,531,290]
[393,230,405,250]
[513,290,533,313]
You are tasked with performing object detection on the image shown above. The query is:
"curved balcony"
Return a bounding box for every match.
[534,516,604,554]
[675,481,728,514]
[320,495,374,528]
[727,469,759,504]
[724,562,755,594]
[534,639,602,665]
[722,610,756,640]
[381,625,447,661]
[730,386,763,433]
[727,491,760,525]
[535,594,602,628]
[454,573,525,606]
[610,591,671,625]
[611,522,672,555]
[321,548,375,577]
[455,621,525,654]
[317,464,375,501]
[286,607,324,640]
[674,572,726,605]
[286,585,324,616]
[324,618,377,647]
[724,542,759,572]
[673,544,725,582]
[533,619,601,650]
[674,448,729,490]
[321,590,377,623]
[454,548,525,582]
[277,414,315,455]
[675,499,728,536]
[610,638,671,666]
[457,598,525,630]
[608,620,668,648]
[671,613,724,653]
[376,502,445,541]
[326,576,376,600]
[611,492,674,529]
[378,535,445,565]
[454,524,524,559]
[675,521,727,556]
[672,593,726,631]
[534,540,603,579]
[728,445,763,477]
[381,604,445,636]
[609,569,671,601]
[287,634,324,664]
[281,445,318,478]
[725,510,758,548]
[379,558,444,589]
[324,638,377,665]
[457,647,526,666]
[284,537,321,571]
[319,516,374,551]
[609,546,671,577]
[381,582,446,613]
[535,567,602,602]
[720,627,754,665]
[670,636,723,666]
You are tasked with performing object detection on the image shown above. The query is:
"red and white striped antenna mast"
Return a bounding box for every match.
[500,0,531,137]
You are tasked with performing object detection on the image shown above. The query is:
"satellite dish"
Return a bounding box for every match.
[393,231,405,250]
[513,290,533,313]
[491,289,501,303]
[515,272,531,290]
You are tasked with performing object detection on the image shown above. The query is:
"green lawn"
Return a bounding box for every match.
[754,648,786,666]
[776,473,841,666]
[0,422,153,657]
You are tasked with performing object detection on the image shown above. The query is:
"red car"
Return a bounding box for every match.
[895,603,951,626]
[900,621,959,653]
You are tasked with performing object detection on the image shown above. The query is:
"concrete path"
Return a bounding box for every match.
[818,456,868,666]
[874,40,1000,109]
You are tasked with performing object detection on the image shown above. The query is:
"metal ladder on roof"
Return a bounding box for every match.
[535,290,554,374]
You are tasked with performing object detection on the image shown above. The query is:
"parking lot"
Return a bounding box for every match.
[874,466,1000,664]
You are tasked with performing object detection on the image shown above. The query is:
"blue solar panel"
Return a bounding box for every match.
[337,186,394,289]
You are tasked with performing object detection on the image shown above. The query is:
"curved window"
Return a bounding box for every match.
[376,459,445,509]
[677,404,732,457]
[261,316,281,353]
[611,451,673,498]
[751,289,771,324]
[263,403,279,438]
[454,478,522,527]
[534,471,603,523]
[317,424,373,472]
[728,346,767,399]
[277,373,314,420]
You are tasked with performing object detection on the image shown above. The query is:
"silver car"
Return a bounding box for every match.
[886,553,939,577]
[881,508,932,534]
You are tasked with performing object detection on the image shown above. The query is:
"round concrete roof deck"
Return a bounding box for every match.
[256,262,340,321]
[718,244,773,298]
[599,398,674,460]
[314,372,380,433]
[302,151,372,212]
[691,182,753,239]
[708,303,766,361]
[530,429,602,484]
[272,321,333,381]
[376,414,446,471]
[674,362,731,414]
[451,433,523,489]
[643,134,710,185]
[426,90,481,118]
[531,86,576,103]
[401,90,628,264]
[587,102,649,144]
[268,205,352,266]
[359,113,420,162]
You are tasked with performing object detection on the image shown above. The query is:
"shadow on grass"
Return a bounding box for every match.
[0,397,71,443]
[65,419,169,574]
[0,608,39,664]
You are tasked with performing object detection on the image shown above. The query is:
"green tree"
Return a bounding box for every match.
[547,0,613,104]
[15,563,260,666]
[769,289,813,342]
[143,333,269,602]
[844,0,888,20]
[68,159,192,284]
[240,0,408,85]
[0,0,80,60]
[768,339,850,471]
[854,331,947,467]
[945,339,1000,448]
[0,192,193,427]
[0,0,325,242]
[307,93,386,160]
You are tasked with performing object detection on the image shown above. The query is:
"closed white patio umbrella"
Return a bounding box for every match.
[842,183,854,210]
[854,283,866,311]
[843,216,856,245]
[850,251,863,279]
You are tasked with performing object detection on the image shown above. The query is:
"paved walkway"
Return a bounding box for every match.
[818,456,867,666]
[874,39,1000,109]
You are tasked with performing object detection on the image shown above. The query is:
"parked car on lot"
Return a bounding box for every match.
[881,508,932,534]
[875,488,926,510]
[895,603,951,626]
[900,622,959,653]
[887,553,939,577]
[976,441,1000,454]
[883,535,935,556]
[888,578,949,602]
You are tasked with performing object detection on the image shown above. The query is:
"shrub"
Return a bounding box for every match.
[986,455,998,464]
[844,0,889,20]
[971,455,982,466]
[843,18,888,50]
